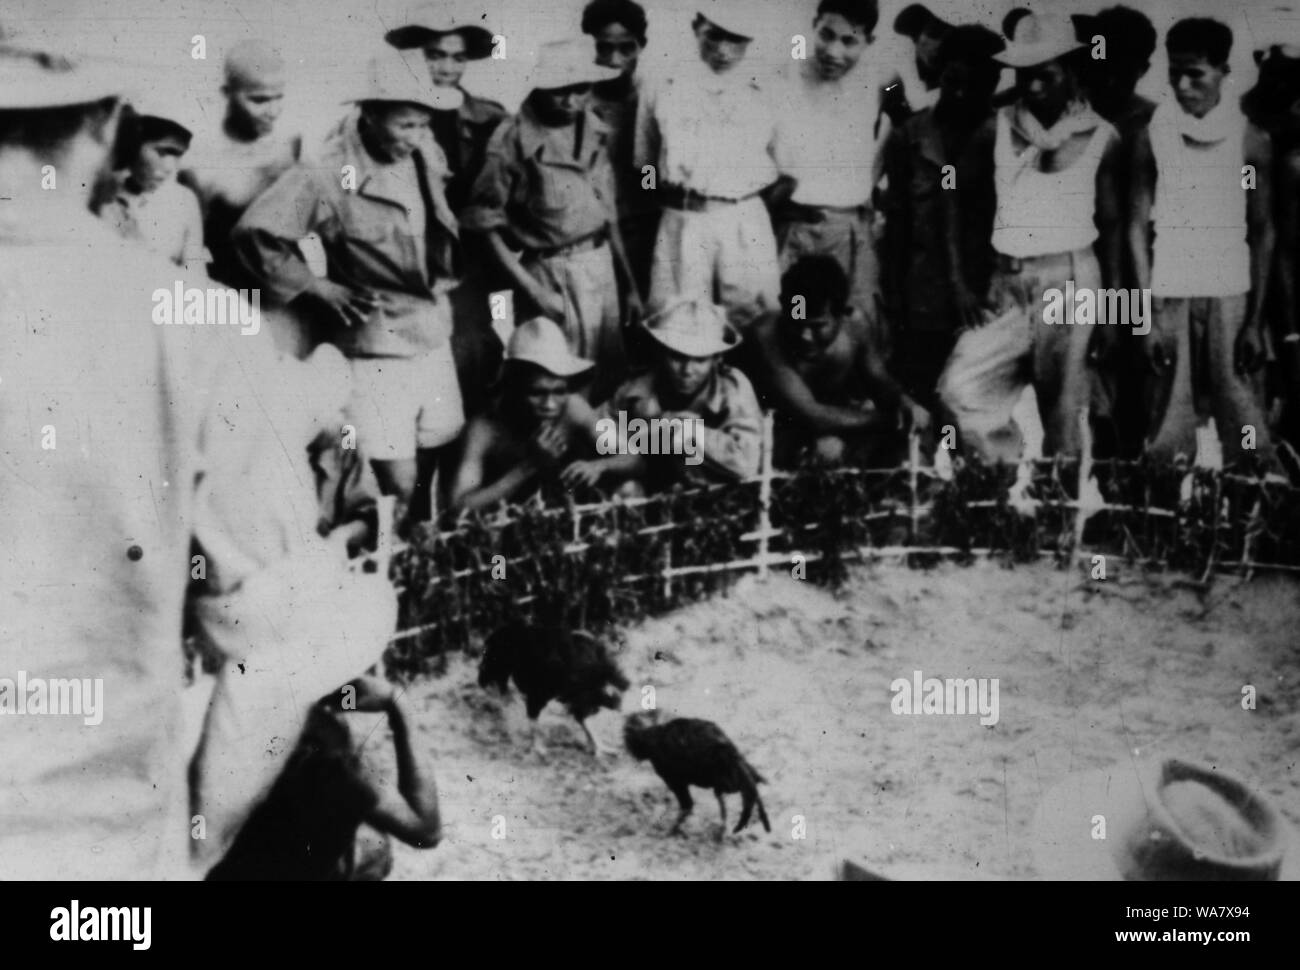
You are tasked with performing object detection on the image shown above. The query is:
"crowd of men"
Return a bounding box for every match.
[3,0,1300,878]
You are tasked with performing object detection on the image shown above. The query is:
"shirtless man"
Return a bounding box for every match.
[750,255,926,467]
[205,676,441,881]
[450,318,601,513]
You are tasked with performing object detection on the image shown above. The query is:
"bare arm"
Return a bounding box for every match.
[449,418,538,514]
[1094,129,1125,290]
[755,320,875,434]
[1127,127,1156,292]
[1276,149,1300,338]
[1245,124,1276,332]
[359,696,440,848]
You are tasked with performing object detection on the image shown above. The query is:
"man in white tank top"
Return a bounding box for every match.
[937,13,1123,461]
[1130,18,1275,468]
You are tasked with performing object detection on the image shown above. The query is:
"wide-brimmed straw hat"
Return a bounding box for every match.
[527,38,621,92]
[642,299,740,358]
[996,12,1085,69]
[505,317,594,378]
[1032,756,1299,880]
[384,2,496,59]
[0,44,135,109]
[345,47,447,114]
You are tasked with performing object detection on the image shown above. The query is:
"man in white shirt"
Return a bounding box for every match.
[773,0,888,354]
[634,0,783,332]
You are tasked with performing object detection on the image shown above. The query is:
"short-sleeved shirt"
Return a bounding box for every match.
[233,115,462,358]
[462,99,617,251]
[598,365,763,483]
[634,58,779,199]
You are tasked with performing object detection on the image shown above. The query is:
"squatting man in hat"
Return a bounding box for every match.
[464,38,642,405]
[450,317,605,513]
[234,47,464,526]
[570,299,763,495]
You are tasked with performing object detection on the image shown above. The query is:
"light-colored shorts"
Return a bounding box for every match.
[345,343,464,461]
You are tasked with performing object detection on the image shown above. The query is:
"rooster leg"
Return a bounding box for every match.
[668,783,693,836]
[529,718,549,760]
[716,792,728,842]
[579,719,616,758]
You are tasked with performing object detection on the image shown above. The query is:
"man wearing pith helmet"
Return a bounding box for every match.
[234,47,464,525]
[569,299,763,493]
[384,3,510,419]
[450,317,605,513]
[0,44,274,879]
[465,38,642,404]
[634,0,784,332]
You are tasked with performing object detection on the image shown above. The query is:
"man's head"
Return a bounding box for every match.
[935,25,1004,115]
[998,12,1086,119]
[118,112,192,192]
[503,362,572,425]
[424,32,470,89]
[692,4,754,75]
[223,40,286,139]
[501,316,593,425]
[894,4,950,86]
[533,84,593,124]
[582,0,648,78]
[810,0,878,82]
[780,256,852,359]
[358,101,432,162]
[643,299,738,399]
[1082,6,1156,117]
[1166,18,1234,118]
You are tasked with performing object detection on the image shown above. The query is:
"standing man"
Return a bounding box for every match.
[882,23,1004,411]
[583,0,658,303]
[634,0,784,332]
[773,0,890,359]
[384,4,509,418]
[464,39,639,403]
[0,46,272,879]
[937,13,1123,461]
[180,41,307,354]
[234,49,464,524]
[881,3,951,126]
[1131,19,1276,467]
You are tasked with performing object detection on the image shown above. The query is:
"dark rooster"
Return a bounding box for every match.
[624,711,771,839]
[478,622,629,756]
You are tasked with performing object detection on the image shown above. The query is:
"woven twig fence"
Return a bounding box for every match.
[369,414,1300,682]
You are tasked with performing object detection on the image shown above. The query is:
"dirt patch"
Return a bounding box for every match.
[382,559,1300,880]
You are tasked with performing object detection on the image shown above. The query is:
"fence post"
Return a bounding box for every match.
[757,411,775,579]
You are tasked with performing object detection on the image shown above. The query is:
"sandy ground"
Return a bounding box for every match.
[377,559,1300,881]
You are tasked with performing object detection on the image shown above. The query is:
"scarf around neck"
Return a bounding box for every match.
[1011,99,1102,152]
[1162,91,1244,145]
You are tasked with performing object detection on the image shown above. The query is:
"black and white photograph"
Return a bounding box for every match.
[1,0,1298,912]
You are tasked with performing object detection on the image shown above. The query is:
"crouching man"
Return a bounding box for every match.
[750,255,928,468]
[450,317,604,513]
[565,299,762,493]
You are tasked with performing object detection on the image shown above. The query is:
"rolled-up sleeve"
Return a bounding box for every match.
[701,370,763,480]
[233,165,335,306]
[460,121,517,235]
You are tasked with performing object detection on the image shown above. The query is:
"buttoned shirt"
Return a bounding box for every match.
[462,99,617,251]
[635,58,779,199]
[774,60,881,208]
[233,114,461,357]
[598,364,763,482]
